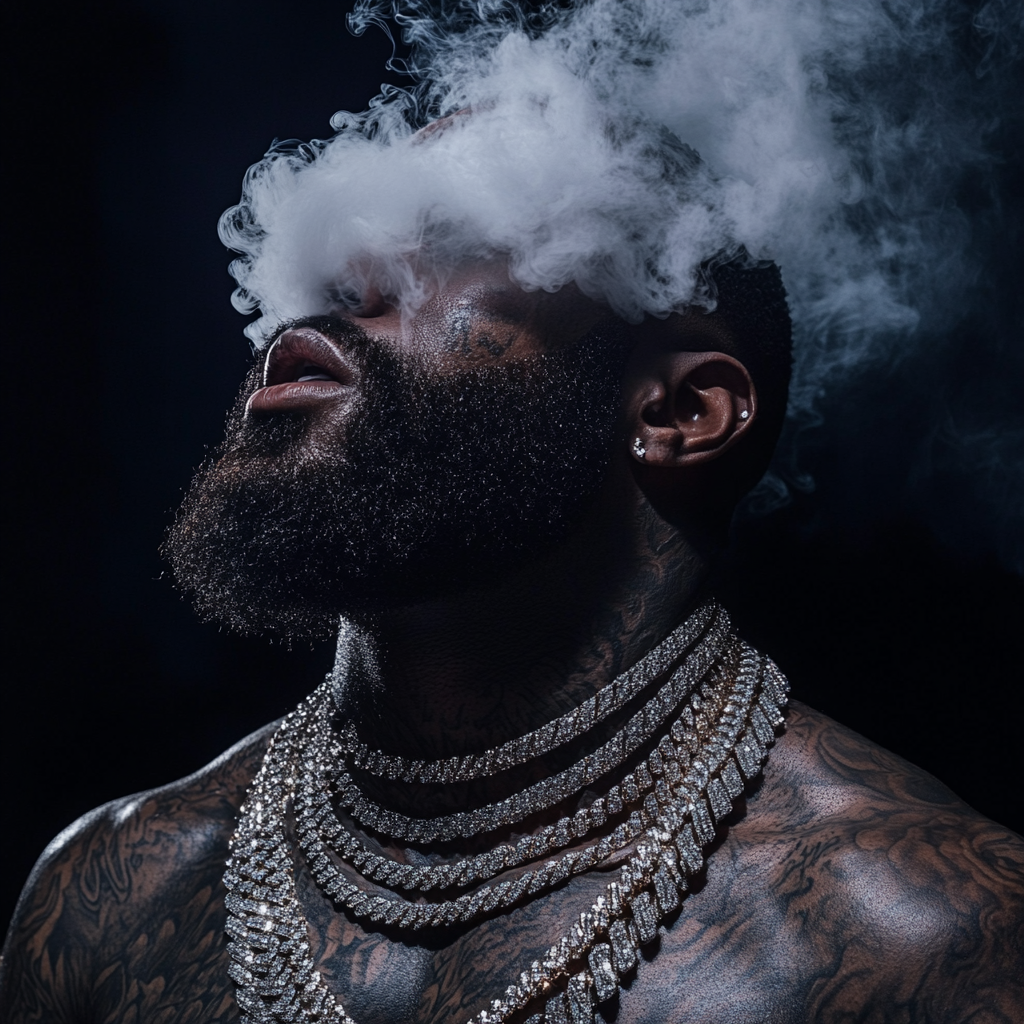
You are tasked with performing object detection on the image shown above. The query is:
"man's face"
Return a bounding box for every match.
[164,265,633,637]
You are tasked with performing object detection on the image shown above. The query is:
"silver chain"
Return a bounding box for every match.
[224,614,790,1024]
[295,653,734,900]
[336,598,720,784]
[294,649,740,928]
[332,612,730,843]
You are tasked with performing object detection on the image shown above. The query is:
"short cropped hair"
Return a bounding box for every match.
[699,258,793,510]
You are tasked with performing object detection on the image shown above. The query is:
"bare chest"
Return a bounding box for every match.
[88,826,904,1024]
[288,836,828,1024]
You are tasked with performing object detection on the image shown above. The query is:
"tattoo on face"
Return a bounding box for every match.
[444,301,517,359]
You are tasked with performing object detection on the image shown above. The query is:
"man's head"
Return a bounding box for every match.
[164,258,791,637]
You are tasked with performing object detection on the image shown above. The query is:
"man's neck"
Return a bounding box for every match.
[331,491,708,767]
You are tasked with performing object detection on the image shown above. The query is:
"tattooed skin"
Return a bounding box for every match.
[2,702,1022,1023]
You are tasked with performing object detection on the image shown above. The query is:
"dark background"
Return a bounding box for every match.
[3,0,1022,933]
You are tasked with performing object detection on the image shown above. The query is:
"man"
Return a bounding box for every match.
[4,0,1024,1010]
[1,244,1022,1021]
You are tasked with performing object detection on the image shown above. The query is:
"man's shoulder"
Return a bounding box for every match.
[760,699,1024,906]
[21,718,277,901]
[0,722,277,1022]
[764,699,1024,844]
[715,699,1024,1018]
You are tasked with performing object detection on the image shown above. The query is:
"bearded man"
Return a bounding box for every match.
[4,0,1024,1012]
[1,247,1022,1021]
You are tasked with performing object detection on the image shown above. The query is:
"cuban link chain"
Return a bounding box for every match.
[331,612,730,843]
[294,652,738,928]
[224,623,789,1024]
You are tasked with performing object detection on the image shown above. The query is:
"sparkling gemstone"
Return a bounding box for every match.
[690,796,716,846]
[545,991,570,1024]
[634,839,651,872]
[570,808,590,838]
[758,690,785,727]
[750,705,775,746]
[707,777,732,821]
[606,882,624,916]
[566,971,595,1024]
[688,758,710,790]
[721,757,745,799]
[588,944,618,1002]
[654,865,681,915]
[643,793,660,822]
[608,919,638,974]
[606,787,624,816]
[629,891,658,945]
[735,735,761,778]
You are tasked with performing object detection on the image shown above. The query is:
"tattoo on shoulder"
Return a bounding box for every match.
[0,733,271,1023]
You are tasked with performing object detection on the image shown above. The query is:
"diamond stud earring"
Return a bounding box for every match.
[740,409,750,420]
[632,437,647,459]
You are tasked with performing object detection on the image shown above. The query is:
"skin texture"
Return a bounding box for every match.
[2,704,1022,1023]
[3,264,1022,1020]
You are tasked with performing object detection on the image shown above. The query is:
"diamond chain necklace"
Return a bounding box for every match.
[224,604,789,1024]
[331,609,730,844]
[337,597,719,785]
[293,650,736,912]
[295,654,742,930]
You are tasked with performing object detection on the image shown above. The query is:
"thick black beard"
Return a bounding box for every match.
[164,323,631,637]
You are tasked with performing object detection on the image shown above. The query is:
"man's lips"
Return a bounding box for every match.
[247,328,357,415]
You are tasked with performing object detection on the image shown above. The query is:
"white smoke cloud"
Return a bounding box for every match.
[219,0,1015,454]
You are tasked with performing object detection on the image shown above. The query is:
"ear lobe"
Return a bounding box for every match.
[628,351,756,469]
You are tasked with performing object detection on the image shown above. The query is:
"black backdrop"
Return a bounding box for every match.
[3,0,1022,933]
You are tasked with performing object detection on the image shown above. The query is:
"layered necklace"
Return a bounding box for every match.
[224,598,789,1024]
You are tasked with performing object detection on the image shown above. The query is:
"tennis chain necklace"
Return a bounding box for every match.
[330,607,730,844]
[224,601,789,1024]
[337,598,719,785]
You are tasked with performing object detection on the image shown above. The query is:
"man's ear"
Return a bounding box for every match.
[625,351,756,468]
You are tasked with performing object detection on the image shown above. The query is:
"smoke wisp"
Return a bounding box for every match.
[218,0,1021,555]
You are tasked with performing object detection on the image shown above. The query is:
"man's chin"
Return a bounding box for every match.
[164,477,602,637]
[164,322,630,637]
[167,545,544,638]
